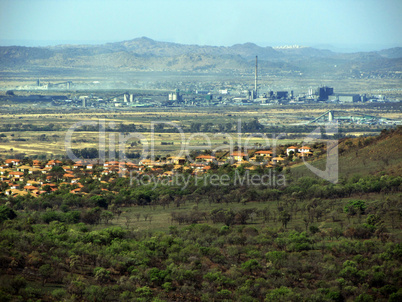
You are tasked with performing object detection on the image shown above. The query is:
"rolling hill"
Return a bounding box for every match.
[0,37,401,76]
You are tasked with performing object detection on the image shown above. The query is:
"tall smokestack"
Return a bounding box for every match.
[255,55,258,96]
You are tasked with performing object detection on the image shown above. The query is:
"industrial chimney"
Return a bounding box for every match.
[255,56,258,97]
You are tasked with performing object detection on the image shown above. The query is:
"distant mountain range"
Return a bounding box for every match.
[0,37,401,76]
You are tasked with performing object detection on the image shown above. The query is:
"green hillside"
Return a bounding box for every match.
[291,126,402,180]
[0,128,401,301]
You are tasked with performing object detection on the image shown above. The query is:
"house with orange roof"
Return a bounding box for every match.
[202,166,211,172]
[42,167,53,173]
[272,157,285,164]
[103,161,119,168]
[298,146,311,153]
[28,167,42,174]
[9,171,24,179]
[5,159,21,166]
[297,146,313,158]
[26,180,42,186]
[73,163,84,169]
[24,185,38,192]
[286,146,298,156]
[230,151,248,162]
[162,171,174,177]
[16,165,32,172]
[33,160,41,168]
[10,183,21,190]
[126,162,139,168]
[70,188,82,194]
[102,169,115,176]
[126,163,140,172]
[0,168,11,175]
[45,160,62,167]
[63,173,75,179]
[139,159,159,168]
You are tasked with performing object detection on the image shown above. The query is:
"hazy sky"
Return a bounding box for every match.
[1,0,401,51]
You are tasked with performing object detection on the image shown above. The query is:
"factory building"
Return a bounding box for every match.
[275,91,288,99]
[317,86,334,100]
[338,94,360,103]
[307,86,334,100]
[328,94,360,103]
[168,89,182,102]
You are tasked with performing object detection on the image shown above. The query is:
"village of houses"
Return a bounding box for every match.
[0,145,314,198]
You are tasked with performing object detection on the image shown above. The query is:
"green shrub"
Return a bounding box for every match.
[265,286,301,302]
[241,259,261,272]
[379,284,397,297]
[10,275,27,294]
[41,211,62,223]
[344,200,366,215]
[389,289,402,302]
[162,282,173,292]
[135,286,153,297]
[354,293,374,302]
[309,225,320,234]
[266,250,287,261]
[52,288,67,300]
[0,206,17,223]
[326,291,344,302]
[217,289,232,298]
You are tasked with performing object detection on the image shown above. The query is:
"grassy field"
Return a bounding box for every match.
[95,191,400,238]
[0,103,398,158]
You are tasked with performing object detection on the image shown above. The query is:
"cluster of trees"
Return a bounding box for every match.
[0,215,401,301]
[0,166,399,301]
[0,123,59,132]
